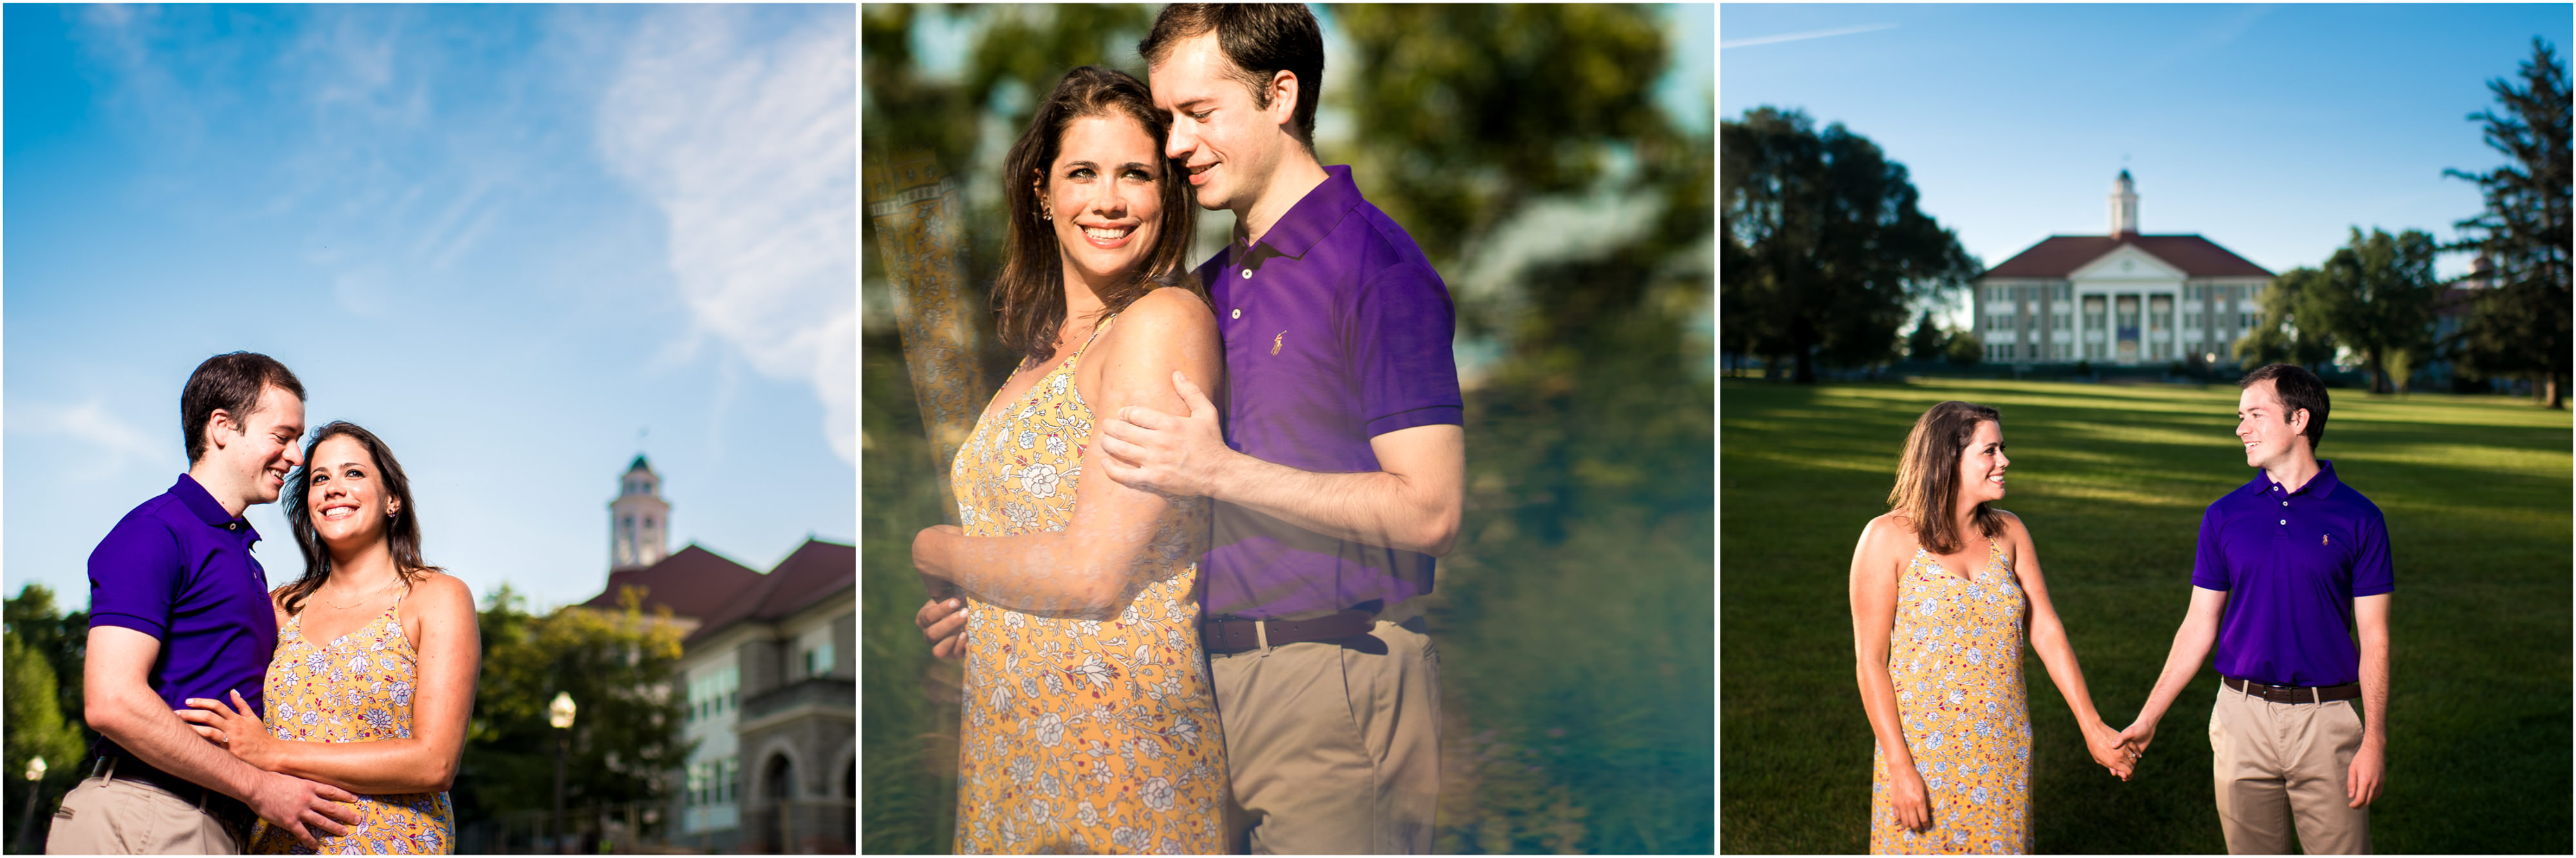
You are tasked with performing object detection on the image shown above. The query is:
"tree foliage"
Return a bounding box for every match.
[2445,37,2573,407]
[452,584,689,835]
[2235,266,2340,372]
[2310,227,2441,393]
[1721,107,1980,382]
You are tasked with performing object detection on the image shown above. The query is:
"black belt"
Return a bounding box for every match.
[1203,610,1378,655]
[2224,675,2361,704]
[90,749,257,843]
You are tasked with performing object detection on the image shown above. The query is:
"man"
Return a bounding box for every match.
[50,352,360,853]
[2121,363,2389,854]
[915,4,1463,853]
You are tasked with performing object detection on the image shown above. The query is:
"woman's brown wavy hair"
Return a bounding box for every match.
[276,421,442,615]
[1888,400,2006,555]
[994,65,1200,367]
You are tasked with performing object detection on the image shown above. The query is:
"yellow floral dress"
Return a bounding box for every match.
[1871,538,2031,854]
[250,597,454,855]
[949,312,1226,853]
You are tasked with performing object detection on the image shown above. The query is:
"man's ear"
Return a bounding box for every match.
[205,409,240,452]
[2286,407,2309,435]
[1267,70,1300,128]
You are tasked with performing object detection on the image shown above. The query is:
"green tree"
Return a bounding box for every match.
[453,584,689,842]
[1945,330,1983,366]
[2311,227,2441,394]
[3,585,90,855]
[1906,312,1947,362]
[1721,107,1980,382]
[2445,38,2572,407]
[2236,266,2340,372]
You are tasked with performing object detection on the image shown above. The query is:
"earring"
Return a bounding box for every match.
[1039,203,1054,221]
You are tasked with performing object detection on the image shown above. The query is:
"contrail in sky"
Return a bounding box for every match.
[1721,23,1900,50]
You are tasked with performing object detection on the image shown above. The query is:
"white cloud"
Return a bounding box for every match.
[595,6,857,464]
[10,400,164,472]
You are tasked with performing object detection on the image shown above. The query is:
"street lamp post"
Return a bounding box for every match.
[15,756,48,853]
[549,691,577,855]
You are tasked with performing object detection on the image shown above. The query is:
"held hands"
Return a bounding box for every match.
[911,525,968,659]
[1096,371,1230,498]
[915,597,969,660]
[175,689,274,770]
[173,691,359,848]
[246,772,361,848]
[2118,716,2159,760]
[2081,718,2137,781]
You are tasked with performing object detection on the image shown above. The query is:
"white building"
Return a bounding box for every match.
[576,457,854,853]
[1975,171,2277,366]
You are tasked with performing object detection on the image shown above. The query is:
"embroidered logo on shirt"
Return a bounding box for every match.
[2322,534,2329,546]
[1271,331,1286,355]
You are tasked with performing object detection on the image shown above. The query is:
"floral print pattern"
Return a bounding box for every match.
[1871,539,2031,855]
[951,312,1225,853]
[249,598,453,854]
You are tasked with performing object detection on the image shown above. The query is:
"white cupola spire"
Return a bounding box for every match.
[2110,169,2139,236]
[610,454,671,570]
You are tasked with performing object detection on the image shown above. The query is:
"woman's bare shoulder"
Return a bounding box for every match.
[1862,512,1917,546]
[406,572,478,619]
[1113,287,1217,339]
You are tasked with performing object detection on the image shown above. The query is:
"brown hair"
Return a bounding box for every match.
[1888,401,2007,555]
[994,66,1202,367]
[276,422,442,616]
[1137,3,1325,149]
[181,352,306,463]
[2239,362,2330,452]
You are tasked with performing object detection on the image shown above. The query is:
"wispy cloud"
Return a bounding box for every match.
[10,400,164,472]
[595,6,857,464]
[1721,23,1900,50]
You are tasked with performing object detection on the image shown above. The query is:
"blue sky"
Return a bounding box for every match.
[1720,3,2569,326]
[5,5,856,612]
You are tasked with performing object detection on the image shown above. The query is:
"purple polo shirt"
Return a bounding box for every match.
[2190,460,2394,687]
[1197,165,1463,620]
[88,474,277,729]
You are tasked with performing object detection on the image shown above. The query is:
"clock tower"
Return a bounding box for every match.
[611,455,672,570]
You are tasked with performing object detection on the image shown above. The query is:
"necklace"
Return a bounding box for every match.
[320,578,404,611]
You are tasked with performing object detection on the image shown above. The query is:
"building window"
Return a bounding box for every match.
[805,642,837,678]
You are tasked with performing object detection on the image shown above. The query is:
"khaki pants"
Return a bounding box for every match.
[2209,681,2371,855]
[1209,617,1440,854]
[46,769,242,855]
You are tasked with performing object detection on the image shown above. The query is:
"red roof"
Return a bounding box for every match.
[683,539,856,645]
[1981,235,2274,279]
[580,544,762,620]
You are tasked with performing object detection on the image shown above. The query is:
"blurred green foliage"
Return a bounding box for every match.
[3,585,90,854]
[864,4,1710,852]
[452,584,690,840]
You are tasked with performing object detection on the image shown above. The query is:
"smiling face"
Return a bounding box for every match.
[2237,379,2309,470]
[1150,31,1296,215]
[1957,419,2010,507]
[304,434,396,552]
[219,384,307,507]
[1046,115,1168,291]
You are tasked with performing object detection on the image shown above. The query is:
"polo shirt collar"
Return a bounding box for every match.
[1245,165,1363,260]
[2257,459,2342,499]
[173,474,256,536]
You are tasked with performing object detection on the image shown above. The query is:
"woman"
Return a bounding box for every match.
[175,422,477,854]
[907,65,1226,853]
[1849,401,2133,853]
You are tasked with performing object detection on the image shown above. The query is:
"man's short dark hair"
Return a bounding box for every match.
[1138,3,1325,149]
[2240,362,2330,452]
[182,352,305,463]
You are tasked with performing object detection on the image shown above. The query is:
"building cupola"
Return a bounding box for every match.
[611,454,672,570]
[2110,169,2140,237]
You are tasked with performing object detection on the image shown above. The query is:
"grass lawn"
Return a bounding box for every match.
[1719,377,2570,853]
